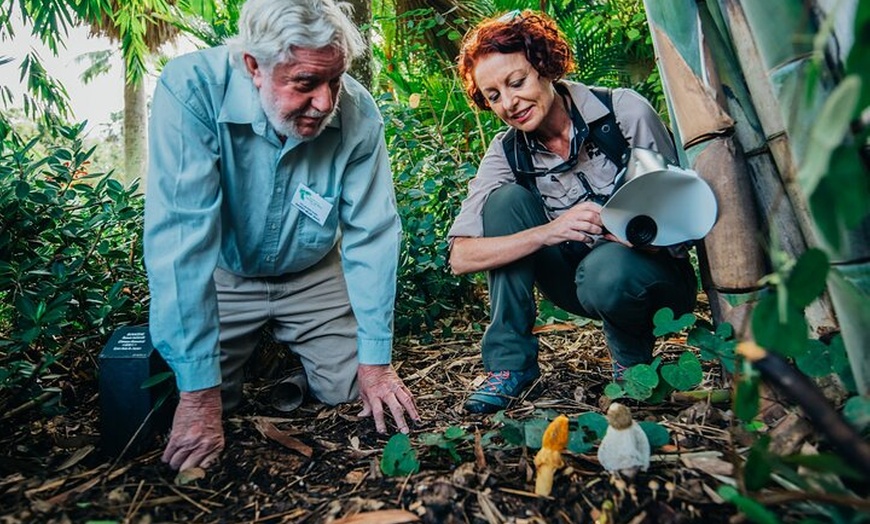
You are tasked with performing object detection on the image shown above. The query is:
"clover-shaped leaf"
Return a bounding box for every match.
[661,351,703,391]
[638,421,670,448]
[688,323,737,372]
[604,382,625,400]
[576,412,609,441]
[622,364,659,400]
[380,433,419,477]
[653,307,696,337]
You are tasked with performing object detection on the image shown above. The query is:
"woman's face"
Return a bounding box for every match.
[473,51,557,133]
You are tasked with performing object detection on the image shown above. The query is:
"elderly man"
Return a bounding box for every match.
[144,0,419,471]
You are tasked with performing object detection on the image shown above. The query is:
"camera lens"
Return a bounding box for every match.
[626,215,657,246]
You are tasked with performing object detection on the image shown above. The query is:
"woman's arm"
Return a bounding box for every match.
[449,201,606,274]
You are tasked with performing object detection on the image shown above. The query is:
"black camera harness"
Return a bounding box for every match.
[500,85,629,203]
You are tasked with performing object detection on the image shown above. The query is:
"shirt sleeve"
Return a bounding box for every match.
[447,134,517,240]
[337,119,402,365]
[613,88,691,255]
[143,71,224,392]
[612,88,678,164]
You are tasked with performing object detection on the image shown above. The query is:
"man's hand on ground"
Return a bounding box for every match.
[162,385,225,471]
[357,364,421,434]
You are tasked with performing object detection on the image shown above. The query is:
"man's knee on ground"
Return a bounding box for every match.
[309,377,358,406]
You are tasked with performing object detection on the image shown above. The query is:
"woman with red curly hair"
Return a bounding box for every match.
[448,10,697,414]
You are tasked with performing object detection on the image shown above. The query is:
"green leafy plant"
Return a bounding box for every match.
[0,122,148,415]
[418,425,476,463]
[380,433,420,477]
[605,308,738,402]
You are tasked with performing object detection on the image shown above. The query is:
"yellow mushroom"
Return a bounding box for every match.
[534,414,569,496]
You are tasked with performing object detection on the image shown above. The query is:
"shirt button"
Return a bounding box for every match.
[270,223,277,230]
[276,187,283,194]
[265,255,274,262]
[568,187,580,197]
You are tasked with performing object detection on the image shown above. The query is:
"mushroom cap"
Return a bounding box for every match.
[606,402,633,430]
[542,414,570,451]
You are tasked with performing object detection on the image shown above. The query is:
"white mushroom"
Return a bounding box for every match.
[597,402,650,477]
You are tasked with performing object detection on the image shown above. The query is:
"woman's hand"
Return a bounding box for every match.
[542,201,606,245]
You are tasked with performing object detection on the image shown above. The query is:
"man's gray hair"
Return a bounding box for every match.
[228,0,365,73]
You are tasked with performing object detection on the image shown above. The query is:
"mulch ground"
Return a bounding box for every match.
[0,302,833,523]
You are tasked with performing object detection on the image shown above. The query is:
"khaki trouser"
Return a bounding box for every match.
[213,246,359,411]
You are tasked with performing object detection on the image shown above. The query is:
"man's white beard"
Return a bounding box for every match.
[259,82,340,141]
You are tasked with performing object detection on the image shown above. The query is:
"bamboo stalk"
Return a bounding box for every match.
[642,0,768,303]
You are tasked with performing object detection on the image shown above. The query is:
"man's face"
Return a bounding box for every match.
[246,46,346,140]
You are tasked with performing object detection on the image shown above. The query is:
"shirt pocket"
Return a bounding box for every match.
[298,195,339,247]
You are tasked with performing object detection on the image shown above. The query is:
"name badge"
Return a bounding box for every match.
[291,183,333,227]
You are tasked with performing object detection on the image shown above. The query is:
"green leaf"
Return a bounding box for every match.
[380,433,419,477]
[499,421,525,447]
[797,75,860,197]
[638,421,669,448]
[794,339,833,378]
[784,249,829,308]
[522,418,550,449]
[567,428,593,454]
[645,379,675,404]
[660,351,703,391]
[735,370,761,423]
[843,396,870,433]
[652,307,696,337]
[687,324,737,371]
[604,382,625,399]
[744,436,772,491]
[751,294,807,358]
[15,180,30,199]
[443,426,467,440]
[622,364,659,400]
[780,452,865,480]
[717,485,781,524]
[575,412,608,441]
[140,371,174,389]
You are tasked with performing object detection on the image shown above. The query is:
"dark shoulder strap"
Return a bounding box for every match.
[587,86,630,169]
[501,127,535,190]
[501,86,631,184]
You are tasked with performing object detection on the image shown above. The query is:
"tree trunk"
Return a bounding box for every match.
[123,75,148,191]
[642,0,768,337]
[396,0,469,62]
[347,0,373,90]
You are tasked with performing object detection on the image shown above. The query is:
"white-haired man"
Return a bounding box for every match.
[144,0,420,471]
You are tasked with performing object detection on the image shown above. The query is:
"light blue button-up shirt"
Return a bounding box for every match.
[144,46,401,392]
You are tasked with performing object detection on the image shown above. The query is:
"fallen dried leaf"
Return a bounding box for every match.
[174,467,205,486]
[532,323,578,334]
[253,417,313,457]
[331,509,419,524]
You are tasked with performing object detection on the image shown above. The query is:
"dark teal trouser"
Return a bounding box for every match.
[480,184,697,372]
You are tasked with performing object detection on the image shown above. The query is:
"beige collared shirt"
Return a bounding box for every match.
[448,81,676,240]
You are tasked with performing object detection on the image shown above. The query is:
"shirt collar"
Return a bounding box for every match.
[520,81,598,155]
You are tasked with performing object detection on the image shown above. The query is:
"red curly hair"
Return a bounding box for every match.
[458,10,575,111]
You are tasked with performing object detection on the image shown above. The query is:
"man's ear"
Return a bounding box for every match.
[243,53,264,88]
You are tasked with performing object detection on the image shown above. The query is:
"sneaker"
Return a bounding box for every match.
[463,368,540,414]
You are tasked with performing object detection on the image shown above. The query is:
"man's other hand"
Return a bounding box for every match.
[162,385,225,470]
[357,364,421,434]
